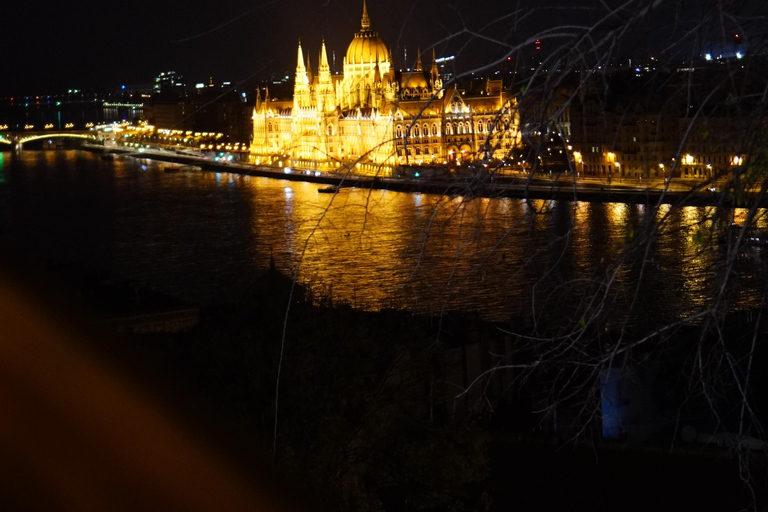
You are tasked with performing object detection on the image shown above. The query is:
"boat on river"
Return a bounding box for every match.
[718,223,768,247]
[318,185,339,193]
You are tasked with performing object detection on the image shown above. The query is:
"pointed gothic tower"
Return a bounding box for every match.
[294,40,312,109]
[295,40,306,76]
[430,48,443,96]
[317,40,335,112]
[430,48,439,84]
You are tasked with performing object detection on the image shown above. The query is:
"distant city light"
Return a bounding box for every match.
[705,53,712,61]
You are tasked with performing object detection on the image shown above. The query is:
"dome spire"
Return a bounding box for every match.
[361,0,370,30]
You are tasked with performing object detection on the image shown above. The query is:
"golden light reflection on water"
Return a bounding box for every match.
[568,202,591,275]
[6,150,768,326]
[238,180,543,313]
[228,173,768,321]
[678,209,714,315]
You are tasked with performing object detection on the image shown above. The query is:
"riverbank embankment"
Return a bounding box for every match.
[87,144,748,207]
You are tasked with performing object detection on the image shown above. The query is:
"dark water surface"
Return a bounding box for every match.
[1,150,765,329]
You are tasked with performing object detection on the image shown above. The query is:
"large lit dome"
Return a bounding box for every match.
[346,32,389,64]
[345,1,389,64]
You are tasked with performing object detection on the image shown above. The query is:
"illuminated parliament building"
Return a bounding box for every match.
[249,1,518,175]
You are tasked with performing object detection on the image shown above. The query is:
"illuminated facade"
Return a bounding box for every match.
[571,97,748,180]
[250,1,518,175]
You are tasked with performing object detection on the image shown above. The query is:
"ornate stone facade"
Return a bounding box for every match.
[250,1,519,175]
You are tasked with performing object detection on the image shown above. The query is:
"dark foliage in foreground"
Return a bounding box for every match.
[128,268,489,512]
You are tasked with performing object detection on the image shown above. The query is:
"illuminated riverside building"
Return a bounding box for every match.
[249,1,519,175]
[570,84,751,181]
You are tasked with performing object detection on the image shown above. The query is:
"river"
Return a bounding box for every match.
[0,149,765,331]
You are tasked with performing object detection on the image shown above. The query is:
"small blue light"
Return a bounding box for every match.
[415,172,420,177]
[121,85,126,90]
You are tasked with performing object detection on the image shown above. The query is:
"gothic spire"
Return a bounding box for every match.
[296,40,305,71]
[320,39,330,71]
[430,48,439,82]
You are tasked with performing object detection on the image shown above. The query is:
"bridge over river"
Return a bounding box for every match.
[0,130,98,150]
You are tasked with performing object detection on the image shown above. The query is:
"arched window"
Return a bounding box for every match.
[414,125,420,137]
[458,123,464,135]
[432,123,438,137]
[424,124,430,137]
[396,125,403,138]
[446,124,453,135]
[486,121,492,133]
[327,124,334,136]
[453,123,458,134]
[467,122,472,134]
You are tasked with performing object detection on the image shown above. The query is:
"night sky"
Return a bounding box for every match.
[2,0,763,95]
